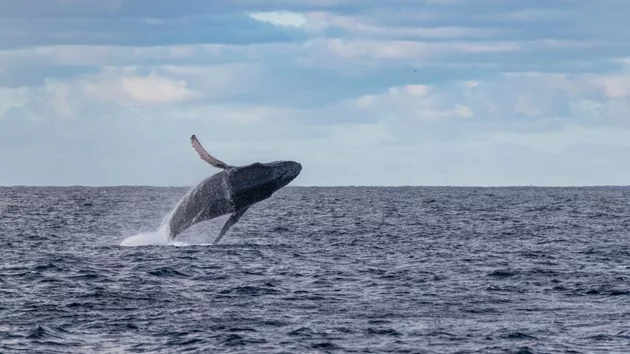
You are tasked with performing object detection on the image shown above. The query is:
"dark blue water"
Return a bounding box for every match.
[1,186,630,353]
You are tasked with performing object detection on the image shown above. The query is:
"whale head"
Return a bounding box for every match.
[227,160,302,208]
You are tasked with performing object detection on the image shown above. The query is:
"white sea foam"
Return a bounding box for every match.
[119,177,224,247]
[120,187,188,247]
[120,231,168,246]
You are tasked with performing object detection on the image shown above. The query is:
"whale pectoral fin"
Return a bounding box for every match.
[213,206,250,245]
[190,134,230,169]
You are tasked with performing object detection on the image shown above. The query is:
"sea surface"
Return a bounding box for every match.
[1,186,629,353]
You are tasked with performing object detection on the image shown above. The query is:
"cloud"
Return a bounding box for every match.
[308,38,521,61]
[2,69,199,120]
[249,10,502,39]
[82,69,198,106]
[0,86,28,116]
[354,84,473,122]
[1,0,630,186]
[589,75,630,99]
[248,11,309,28]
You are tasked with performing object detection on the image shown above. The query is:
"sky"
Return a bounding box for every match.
[1,0,629,187]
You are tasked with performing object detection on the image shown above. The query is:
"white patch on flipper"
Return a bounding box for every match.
[190,134,230,169]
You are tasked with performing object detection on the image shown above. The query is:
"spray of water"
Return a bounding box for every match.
[120,184,199,247]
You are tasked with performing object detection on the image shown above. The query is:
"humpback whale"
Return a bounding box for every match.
[165,135,302,244]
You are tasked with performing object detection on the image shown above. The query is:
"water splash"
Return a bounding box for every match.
[120,185,193,247]
[120,207,174,246]
[119,174,228,247]
[119,231,168,246]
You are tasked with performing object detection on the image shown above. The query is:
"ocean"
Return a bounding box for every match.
[1,186,629,353]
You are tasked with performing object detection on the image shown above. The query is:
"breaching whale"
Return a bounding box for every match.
[165,134,302,244]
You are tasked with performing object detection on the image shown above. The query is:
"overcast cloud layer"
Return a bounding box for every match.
[1,0,629,186]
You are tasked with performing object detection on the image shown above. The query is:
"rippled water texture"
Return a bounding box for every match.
[1,186,630,353]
